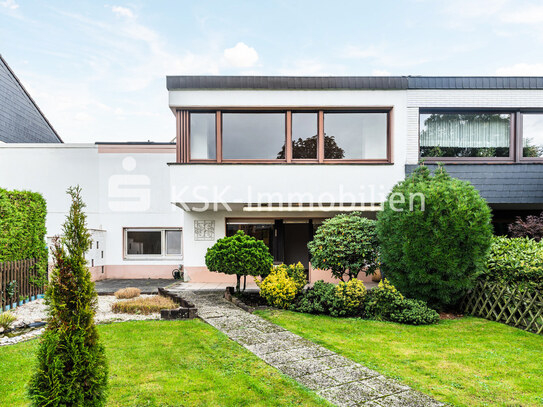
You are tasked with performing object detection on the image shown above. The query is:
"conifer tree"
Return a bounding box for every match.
[29,186,108,406]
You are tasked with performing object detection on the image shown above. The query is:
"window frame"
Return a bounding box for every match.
[178,107,393,164]
[518,110,543,162]
[123,227,183,260]
[418,108,516,163]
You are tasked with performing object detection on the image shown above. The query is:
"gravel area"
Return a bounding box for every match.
[1,295,161,347]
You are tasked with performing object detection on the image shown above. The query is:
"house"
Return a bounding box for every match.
[1,75,542,282]
[0,55,62,143]
[167,76,543,284]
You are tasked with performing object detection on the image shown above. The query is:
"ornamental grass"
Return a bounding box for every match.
[112,295,177,315]
[114,287,141,299]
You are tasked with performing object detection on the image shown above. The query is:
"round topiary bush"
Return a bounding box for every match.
[376,165,492,309]
[205,230,273,292]
[308,212,379,281]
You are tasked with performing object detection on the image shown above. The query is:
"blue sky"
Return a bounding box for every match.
[2,0,543,143]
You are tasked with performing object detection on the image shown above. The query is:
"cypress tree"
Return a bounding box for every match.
[29,186,108,406]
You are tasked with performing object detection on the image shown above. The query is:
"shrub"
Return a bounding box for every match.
[28,186,108,406]
[308,213,379,281]
[0,311,16,330]
[365,279,439,325]
[0,188,48,286]
[258,263,307,309]
[377,165,492,309]
[290,281,336,314]
[331,279,367,317]
[114,287,141,299]
[112,295,177,315]
[508,213,543,242]
[483,236,543,291]
[205,230,274,292]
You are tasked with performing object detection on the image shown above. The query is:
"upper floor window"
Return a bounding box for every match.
[522,113,543,158]
[180,109,391,163]
[222,113,286,160]
[324,112,388,159]
[190,113,216,160]
[420,112,511,159]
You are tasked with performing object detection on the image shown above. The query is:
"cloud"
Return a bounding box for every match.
[109,5,134,19]
[223,42,259,68]
[495,63,543,76]
[502,6,543,23]
[0,0,18,10]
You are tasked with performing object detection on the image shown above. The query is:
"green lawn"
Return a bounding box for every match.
[0,320,329,407]
[256,310,543,407]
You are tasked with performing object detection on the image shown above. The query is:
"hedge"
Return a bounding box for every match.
[0,188,48,283]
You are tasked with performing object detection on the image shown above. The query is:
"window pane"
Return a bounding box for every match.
[420,113,510,158]
[522,114,543,158]
[126,231,161,255]
[166,230,182,255]
[222,113,286,159]
[226,223,274,255]
[324,113,387,159]
[292,113,318,159]
[190,113,216,159]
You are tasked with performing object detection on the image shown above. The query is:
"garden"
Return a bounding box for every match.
[1,165,543,406]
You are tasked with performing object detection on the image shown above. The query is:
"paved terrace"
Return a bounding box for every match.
[169,286,444,407]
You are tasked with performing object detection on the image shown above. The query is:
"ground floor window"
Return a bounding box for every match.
[226,221,275,255]
[124,228,182,259]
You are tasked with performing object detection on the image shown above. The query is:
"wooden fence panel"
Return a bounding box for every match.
[0,258,44,312]
[462,280,543,335]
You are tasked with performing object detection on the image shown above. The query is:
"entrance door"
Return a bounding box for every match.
[283,222,310,268]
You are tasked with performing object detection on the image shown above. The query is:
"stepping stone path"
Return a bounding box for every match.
[170,289,445,407]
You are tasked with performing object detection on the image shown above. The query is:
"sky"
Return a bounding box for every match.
[2,0,543,143]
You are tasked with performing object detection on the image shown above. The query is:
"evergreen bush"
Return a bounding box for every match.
[205,230,273,292]
[28,186,108,406]
[308,212,379,281]
[377,165,492,309]
[0,188,48,285]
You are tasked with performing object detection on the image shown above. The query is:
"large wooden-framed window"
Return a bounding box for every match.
[176,108,393,164]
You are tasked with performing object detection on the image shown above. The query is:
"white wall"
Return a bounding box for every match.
[0,144,184,279]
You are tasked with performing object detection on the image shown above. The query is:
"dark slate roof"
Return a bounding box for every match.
[405,164,543,204]
[0,54,62,143]
[167,75,543,90]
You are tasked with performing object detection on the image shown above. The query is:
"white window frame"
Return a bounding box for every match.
[124,228,183,260]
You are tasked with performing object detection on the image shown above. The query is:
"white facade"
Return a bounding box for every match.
[0,143,183,280]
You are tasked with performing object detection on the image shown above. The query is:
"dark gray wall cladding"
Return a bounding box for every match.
[0,56,61,143]
[405,164,543,204]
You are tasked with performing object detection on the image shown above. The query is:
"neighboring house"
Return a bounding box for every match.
[0,54,62,143]
[1,75,543,282]
[0,142,183,281]
[167,76,543,284]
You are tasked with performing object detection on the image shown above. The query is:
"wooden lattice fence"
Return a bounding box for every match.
[0,258,44,312]
[461,280,543,335]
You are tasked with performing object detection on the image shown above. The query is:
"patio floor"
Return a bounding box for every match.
[94,279,177,295]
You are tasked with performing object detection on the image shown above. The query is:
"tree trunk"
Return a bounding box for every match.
[243,275,247,291]
[236,275,241,293]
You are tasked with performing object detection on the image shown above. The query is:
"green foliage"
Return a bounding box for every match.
[308,212,379,281]
[259,263,307,309]
[377,165,493,309]
[205,230,274,292]
[0,188,48,285]
[365,279,439,325]
[28,186,108,406]
[483,236,543,291]
[290,281,336,315]
[332,279,367,317]
[0,311,16,330]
